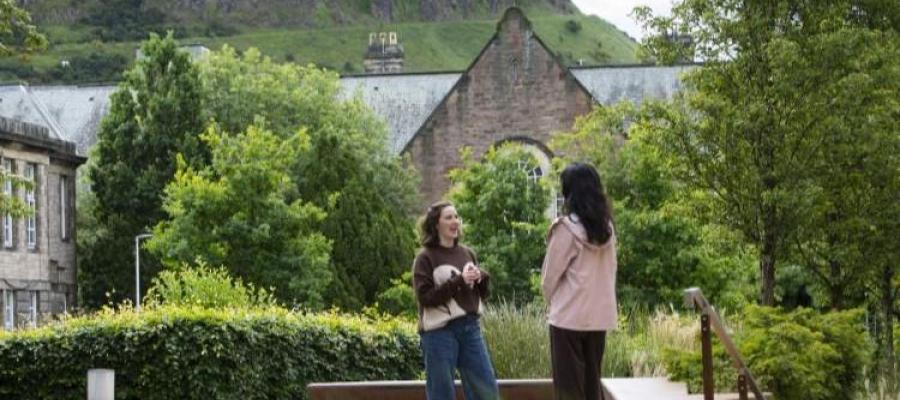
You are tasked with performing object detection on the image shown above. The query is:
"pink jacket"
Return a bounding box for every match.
[541,215,618,331]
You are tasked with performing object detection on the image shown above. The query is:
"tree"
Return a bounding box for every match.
[80,32,206,307]
[551,103,757,309]
[449,144,551,305]
[197,46,419,309]
[147,125,333,307]
[634,0,899,305]
[0,0,47,57]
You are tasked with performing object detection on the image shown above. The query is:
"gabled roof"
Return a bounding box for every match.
[570,64,693,105]
[339,72,461,154]
[0,84,115,156]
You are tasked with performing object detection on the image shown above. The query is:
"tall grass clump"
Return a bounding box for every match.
[482,301,551,378]
[482,302,697,379]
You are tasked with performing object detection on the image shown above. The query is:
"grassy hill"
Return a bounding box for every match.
[0,1,639,83]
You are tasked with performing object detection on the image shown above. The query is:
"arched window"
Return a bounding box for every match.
[508,141,557,219]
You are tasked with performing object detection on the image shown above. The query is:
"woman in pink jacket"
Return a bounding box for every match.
[541,162,617,400]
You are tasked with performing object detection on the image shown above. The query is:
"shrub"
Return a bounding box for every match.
[565,19,582,34]
[663,306,872,400]
[739,306,871,400]
[144,262,276,309]
[482,301,550,378]
[0,306,420,399]
[374,271,417,319]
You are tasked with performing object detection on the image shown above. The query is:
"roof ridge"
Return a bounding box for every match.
[19,84,68,140]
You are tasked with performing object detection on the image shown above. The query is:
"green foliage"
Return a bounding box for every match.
[144,260,276,309]
[481,301,550,378]
[197,46,419,309]
[4,13,640,83]
[662,340,736,393]
[634,0,900,306]
[82,0,169,41]
[45,51,128,82]
[482,304,699,379]
[564,19,582,33]
[0,306,421,399]
[375,271,417,319]
[551,104,756,309]
[0,0,47,57]
[449,144,551,305]
[739,306,871,400]
[663,306,872,399]
[0,0,44,214]
[0,169,33,217]
[148,124,332,307]
[80,32,206,308]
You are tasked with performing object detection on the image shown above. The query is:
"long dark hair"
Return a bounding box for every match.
[418,201,459,248]
[560,162,612,245]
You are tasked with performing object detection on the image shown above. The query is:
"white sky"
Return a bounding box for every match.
[570,0,674,41]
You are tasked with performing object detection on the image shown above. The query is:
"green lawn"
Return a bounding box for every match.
[1,14,639,82]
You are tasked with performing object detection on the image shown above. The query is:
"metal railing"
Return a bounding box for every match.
[683,288,766,400]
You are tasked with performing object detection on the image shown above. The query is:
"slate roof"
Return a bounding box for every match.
[339,72,461,154]
[0,84,115,156]
[0,64,693,156]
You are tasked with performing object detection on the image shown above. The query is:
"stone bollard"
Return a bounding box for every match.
[87,369,114,400]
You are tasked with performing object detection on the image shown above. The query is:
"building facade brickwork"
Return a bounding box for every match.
[406,8,594,204]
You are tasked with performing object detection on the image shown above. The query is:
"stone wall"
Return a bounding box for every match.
[405,8,593,204]
[0,120,81,329]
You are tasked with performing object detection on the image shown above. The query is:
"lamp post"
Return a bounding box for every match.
[134,234,152,310]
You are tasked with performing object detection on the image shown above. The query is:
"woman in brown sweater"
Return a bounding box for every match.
[542,163,618,400]
[413,201,499,400]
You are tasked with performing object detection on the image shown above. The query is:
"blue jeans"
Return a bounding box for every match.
[420,315,500,400]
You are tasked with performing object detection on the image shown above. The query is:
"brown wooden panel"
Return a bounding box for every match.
[308,379,556,400]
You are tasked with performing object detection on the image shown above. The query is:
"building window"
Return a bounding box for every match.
[3,290,14,330]
[2,158,13,248]
[24,163,37,250]
[29,291,39,328]
[517,159,544,184]
[59,175,68,240]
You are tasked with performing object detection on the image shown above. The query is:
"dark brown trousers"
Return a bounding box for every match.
[549,325,607,400]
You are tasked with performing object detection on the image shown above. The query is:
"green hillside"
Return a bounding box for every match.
[0,1,639,83]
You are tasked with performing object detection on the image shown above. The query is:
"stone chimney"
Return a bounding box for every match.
[364,32,404,74]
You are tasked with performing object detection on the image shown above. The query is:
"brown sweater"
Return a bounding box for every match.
[413,244,491,332]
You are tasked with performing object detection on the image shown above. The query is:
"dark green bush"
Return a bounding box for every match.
[0,306,421,399]
[663,306,871,400]
[739,306,871,400]
[662,340,736,393]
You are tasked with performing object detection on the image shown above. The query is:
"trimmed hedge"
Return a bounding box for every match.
[0,306,421,399]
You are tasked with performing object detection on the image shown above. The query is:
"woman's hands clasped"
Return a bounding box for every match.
[463,262,482,287]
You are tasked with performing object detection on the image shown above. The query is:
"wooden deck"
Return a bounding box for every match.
[308,377,762,400]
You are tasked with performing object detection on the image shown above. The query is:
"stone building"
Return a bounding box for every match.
[0,7,691,207]
[344,8,692,204]
[0,116,84,330]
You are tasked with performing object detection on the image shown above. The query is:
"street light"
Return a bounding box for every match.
[134,234,152,311]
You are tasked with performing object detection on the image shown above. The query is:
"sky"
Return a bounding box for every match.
[570,0,674,41]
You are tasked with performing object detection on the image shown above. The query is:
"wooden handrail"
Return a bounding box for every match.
[683,288,766,400]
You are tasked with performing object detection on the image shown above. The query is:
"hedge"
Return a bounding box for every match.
[0,306,421,399]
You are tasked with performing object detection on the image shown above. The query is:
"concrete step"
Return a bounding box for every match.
[603,377,689,400]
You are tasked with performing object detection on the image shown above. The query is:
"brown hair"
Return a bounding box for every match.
[418,201,459,247]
